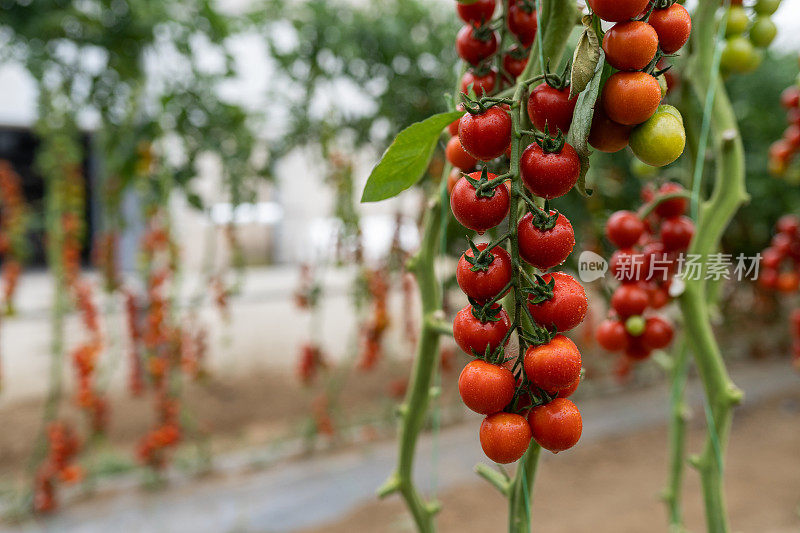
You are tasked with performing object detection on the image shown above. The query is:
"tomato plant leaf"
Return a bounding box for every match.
[569,15,601,99]
[361,111,463,203]
[566,54,608,198]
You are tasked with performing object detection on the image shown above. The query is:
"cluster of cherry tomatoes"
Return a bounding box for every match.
[720,0,780,74]
[595,183,690,372]
[455,0,538,98]
[586,0,690,168]
[33,422,83,513]
[0,161,27,317]
[768,84,800,177]
[758,214,800,293]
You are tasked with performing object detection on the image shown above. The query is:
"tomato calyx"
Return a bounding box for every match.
[464,167,509,198]
[534,123,567,153]
[469,297,506,323]
[469,20,499,43]
[522,272,555,304]
[512,0,536,14]
[523,198,560,231]
[464,238,498,272]
[460,91,513,115]
[539,58,571,92]
[505,44,530,61]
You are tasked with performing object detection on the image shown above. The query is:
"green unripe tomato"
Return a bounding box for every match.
[754,0,781,15]
[657,104,684,125]
[749,16,777,48]
[630,111,686,167]
[725,6,750,37]
[630,157,659,179]
[720,36,758,73]
[625,315,646,337]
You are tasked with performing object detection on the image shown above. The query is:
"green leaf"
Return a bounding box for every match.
[361,111,463,203]
[566,54,609,198]
[570,15,601,99]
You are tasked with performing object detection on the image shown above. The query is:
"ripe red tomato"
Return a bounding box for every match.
[457,243,512,302]
[642,316,674,350]
[548,375,580,398]
[447,168,461,195]
[479,412,532,463]
[456,25,499,65]
[601,71,662,126]
[458,360,516,414]
[777,271,800,293]
[648,3,692,53]
[611,283,649,318]
[528,398,582,453]
[660,216,694,251]
[602,21,658,71]
[458,107,512,161]
[461,68,498,97]
[647,283,671,308]
[524,334,582,391]
[606,210,645,248]
[508,0,538,47]
[527,272,588,332]
[588,105,632,153]
[782,86,800,109]
[777,214,800,235]
[784,125,800,149]
[761,247,783,270]
[502,47,529,79]
[527,83,577,134]
[453,304,511,356]
[586,0,650,22]
[456,0,496,24]
[448,103,465,136]
[446,135,477,170]
[450,171,510,232]
[625,334,652,360]
[654,182,688,218]
[519,142,580,199]
[596,319,629,351]
[517,211,575,270]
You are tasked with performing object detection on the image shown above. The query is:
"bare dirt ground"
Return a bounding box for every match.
[300,392,800,533]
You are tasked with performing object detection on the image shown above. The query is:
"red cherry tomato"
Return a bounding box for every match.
[458,106,512,161]
[586,0,650,22]
[527,272,588,332]
[453,304,511,356]
[784,125,800,149]
[524,334,582,391]
[456,243,512,302]
[461,68,498,97]
[456,0,496,24]
[648,3,692,53]
[654,182,688,218]
[456,25,499,65]
[519,142,580,199]
[446,135,477,170]
[777,271,800,293]
[606,210,646,248]
[502,47,529,79]
[508,0,538,47]
[596,319,629,351]
[528,398,582,453]
[450,171,510,232]
[447,168,462,195]
[517,211,575,270]
[782,86,800,109]
[588,105,632,153]
[448,103,465,136]
[527,83,577,134]
[759,267,778,290]
[625,334,652,360]
[601,71,662,126]
[458,360,516,414]
[602,21,659,71]
[479,412,532,463]
[548,375,580,398]
[660,215,694,251]
[642,316,674,350]
[777,214,800,236]
[611,283,649,318]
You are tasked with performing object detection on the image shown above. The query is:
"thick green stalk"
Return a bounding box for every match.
[661,337,690,530]
[679,3,748,532]
[376,191,444,533]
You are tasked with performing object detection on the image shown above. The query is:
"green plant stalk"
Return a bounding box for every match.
[679,3,748,532]
[376,189,445,533]
[661,337,690,530]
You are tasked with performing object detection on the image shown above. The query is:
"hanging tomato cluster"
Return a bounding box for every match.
[720,0,780,74]
[768,82,800,177]
[33,422,83,513]
[758,214,800,293]
[0,161,28,317]
[595,183,690,375]
[358,268,391,371]
[587,0,690,168]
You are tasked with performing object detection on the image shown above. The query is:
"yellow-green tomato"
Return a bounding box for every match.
[754,0,781,15]
[725,6,750,36]
[657,104,683,125]
[629,111,686,167]
[750,16,777,48]
[720,36,758,73]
